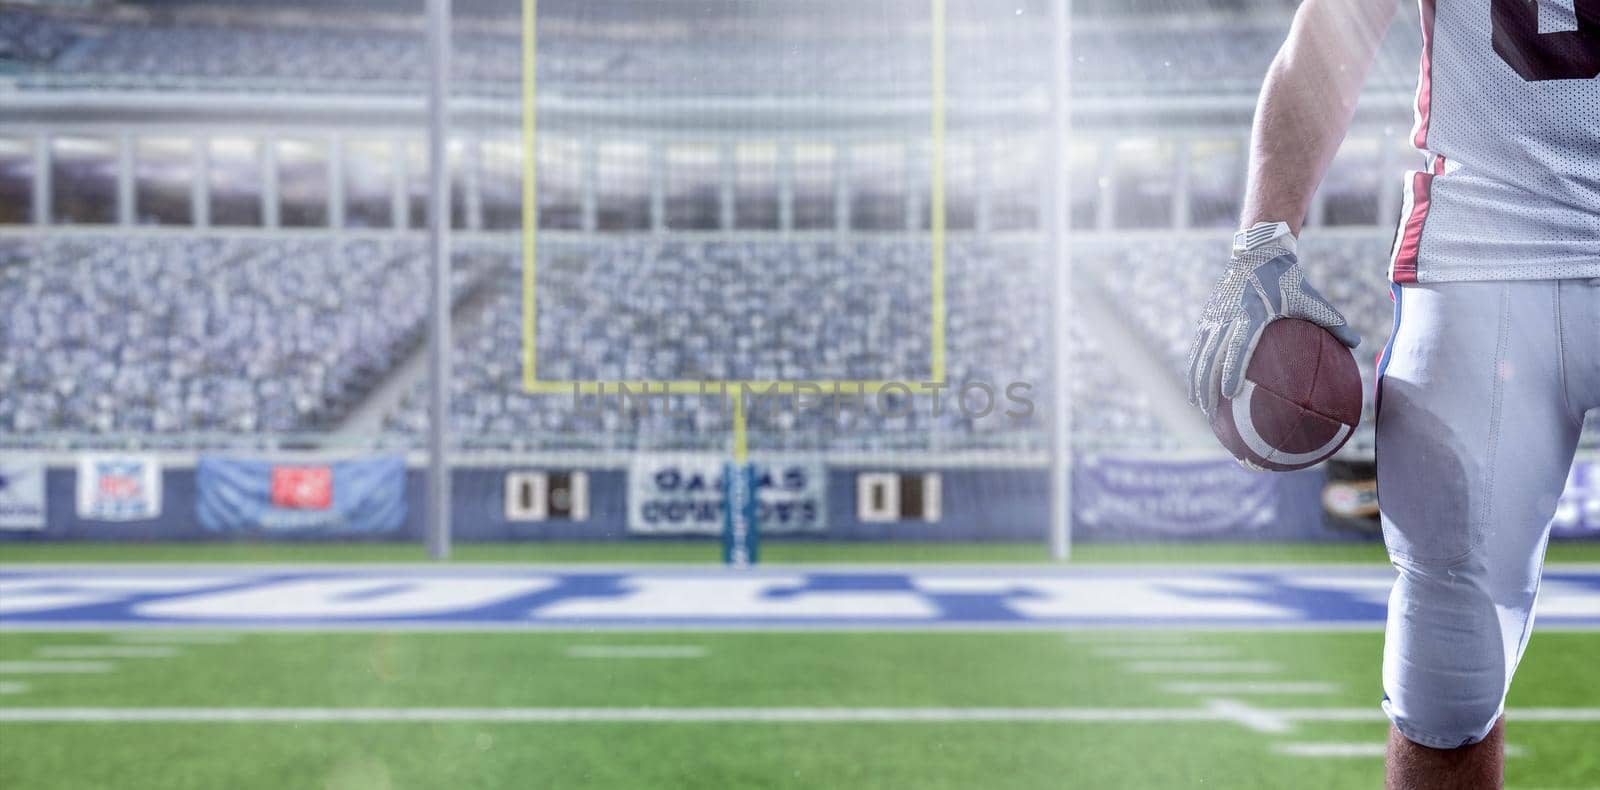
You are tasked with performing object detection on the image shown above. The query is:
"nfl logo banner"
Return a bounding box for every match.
[0,458,47,531]
[76,455,163,522]
[196,456,405,535]
[271,465,335,510]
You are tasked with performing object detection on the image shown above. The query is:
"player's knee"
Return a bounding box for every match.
[1384,690,1503,750]
[1382,560,1516,750]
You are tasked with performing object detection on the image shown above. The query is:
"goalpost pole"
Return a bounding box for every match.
[1048,0,1074,562]
[425,0,453,561]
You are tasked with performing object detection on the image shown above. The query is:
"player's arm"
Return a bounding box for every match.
[1187,0,1400,418]
[1241,0,1402,233]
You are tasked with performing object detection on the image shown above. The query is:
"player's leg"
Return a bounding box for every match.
[1386,718,1504,790]
[1373,279,1587,788]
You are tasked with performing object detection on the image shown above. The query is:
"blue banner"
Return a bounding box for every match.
[1073,455,1287,539]
[196,456,406,535]
[0,458,46,531]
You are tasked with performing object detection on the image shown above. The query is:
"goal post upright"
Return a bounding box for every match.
[517,0,953,565]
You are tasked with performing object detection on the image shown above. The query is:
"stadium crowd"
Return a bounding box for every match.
[1081,234,1398,423]
[0,236,486,435]
[0,231,1434,449]
[1,6,1421,97]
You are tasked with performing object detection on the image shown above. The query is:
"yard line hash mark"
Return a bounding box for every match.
[1126,661,1281,674]
[1162,682,1341,695]
[1093,646,1237,659]
[0,661,115,674]
[564,646,709,659]
[36,646,180,659]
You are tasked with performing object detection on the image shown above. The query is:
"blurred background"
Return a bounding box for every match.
[0,0,1596,787]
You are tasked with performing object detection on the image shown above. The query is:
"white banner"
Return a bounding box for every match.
[76,455,163,522]
[0,458,46,531]
[628,454,826,535]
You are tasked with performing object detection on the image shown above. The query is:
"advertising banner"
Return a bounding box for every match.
[1074,454,1280,538]
[76,455,163,521]
[0,458,46,530]
[196,456,406,535]
[628,454,825,535]
[1553,459,1600,539]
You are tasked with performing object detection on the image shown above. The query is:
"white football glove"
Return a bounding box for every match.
[1186,222,1361,419]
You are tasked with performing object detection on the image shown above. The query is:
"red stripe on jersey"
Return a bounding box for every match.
[1391,169,1434,283]
[1411,0,1438,150]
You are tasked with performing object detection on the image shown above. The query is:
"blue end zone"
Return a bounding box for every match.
[3,567,1598,630]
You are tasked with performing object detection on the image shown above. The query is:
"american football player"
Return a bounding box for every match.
[1187,1,1599,787]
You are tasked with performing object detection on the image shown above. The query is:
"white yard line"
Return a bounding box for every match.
[0,661,114,674]
[1093,646,1237,659]
[1126,661,1281,674]
[1203,698,1294,734]
[110,633,239,645]
[0,681,29,694]
[0,707,1229,724]
[0,707,1594,726]
[1274,742,1526,759]
[1162,682,1341,695]
[1271,707,1600,724]
[1066,631,1195,643]
[35,646,180,659]
[564,646,708,659]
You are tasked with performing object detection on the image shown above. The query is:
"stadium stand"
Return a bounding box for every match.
[383,239,1055,451]
[2,219,1587,450]
[14,232,1581,449]
[0,8,79,67]
[0,235,491,437]
[1,8,1420,97]
[1079,234,1397,424]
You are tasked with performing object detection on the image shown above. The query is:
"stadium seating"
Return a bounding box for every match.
[383,239,1055,450]
[1079,234,1398,424]
[5,11,1421,97]
[3,232,1592,449]
[0,235,488,436]
[0,8,78,66]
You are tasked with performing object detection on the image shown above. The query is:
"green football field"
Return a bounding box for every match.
[1,630,1597,789]
[3,542,1598,788]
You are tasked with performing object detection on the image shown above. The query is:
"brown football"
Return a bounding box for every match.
[1210,318,1363,472]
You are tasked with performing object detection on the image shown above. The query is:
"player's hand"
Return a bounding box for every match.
[1186,231,1360,419]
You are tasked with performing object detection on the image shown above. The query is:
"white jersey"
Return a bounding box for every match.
[1389,0,1600,283]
